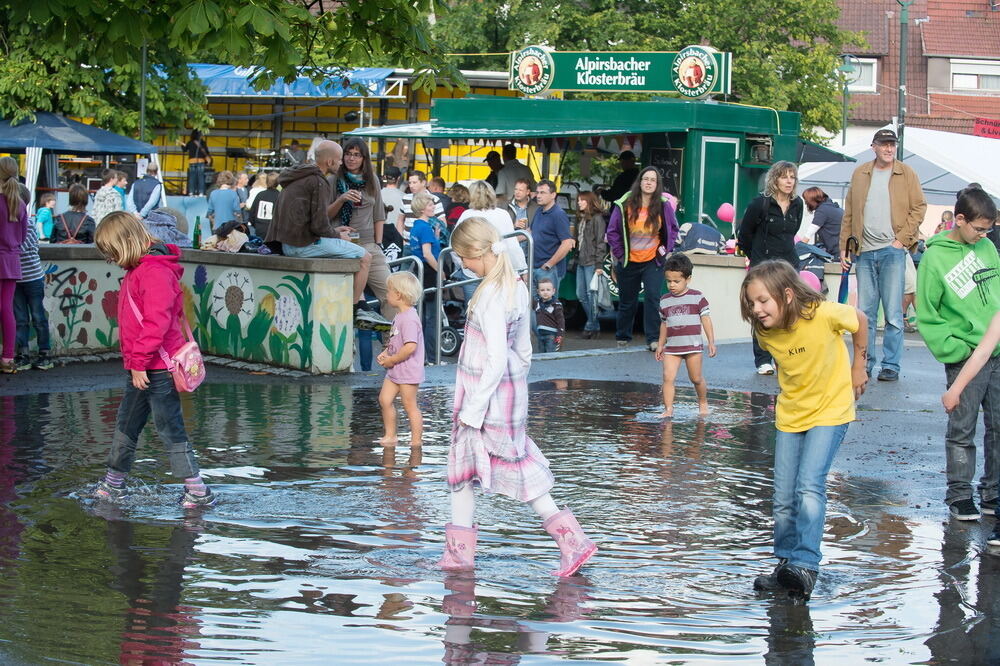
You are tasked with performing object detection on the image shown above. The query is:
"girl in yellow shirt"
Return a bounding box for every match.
[740,260,869,600]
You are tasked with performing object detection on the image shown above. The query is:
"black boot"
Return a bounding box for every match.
[777,563,818,600]
[753,558,788,592]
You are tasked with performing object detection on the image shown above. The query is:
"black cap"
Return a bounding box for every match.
[619,150,636,160]
[483,150,501,163]
[872,129,898,144]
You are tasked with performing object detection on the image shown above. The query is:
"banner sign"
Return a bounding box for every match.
[510,46,732,98]
[973,117,1000,139]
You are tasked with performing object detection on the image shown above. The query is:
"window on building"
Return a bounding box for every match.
[846,58,878,93]
[951,59,1000,91]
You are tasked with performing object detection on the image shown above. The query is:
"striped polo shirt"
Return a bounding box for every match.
[659,288,710,355]
[18,222,44,283]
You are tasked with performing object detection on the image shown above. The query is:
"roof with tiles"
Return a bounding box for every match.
[837,0,891,54]
[922,0,1000,57]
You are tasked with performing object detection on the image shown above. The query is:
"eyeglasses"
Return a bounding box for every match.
[970,224,993,235]
[344,152,363,158]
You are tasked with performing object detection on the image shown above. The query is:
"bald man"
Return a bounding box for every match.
[267,140,389,330]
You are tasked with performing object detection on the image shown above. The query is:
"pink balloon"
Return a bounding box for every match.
[798,270,822,292]
[716,203,735,224]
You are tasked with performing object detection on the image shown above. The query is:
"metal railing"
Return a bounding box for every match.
[433,229,534,365]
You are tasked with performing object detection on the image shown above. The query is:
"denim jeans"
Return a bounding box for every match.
[537,331,558,352]
[187,163,206,196]
[772,423,849,571]
[13,278,50,353]
[108,370,200,479]
[944,356,1000,504]
[752,334,773,368]
[615,260,664,343]
[576,264,600,332]
[856,245,906,373]
[532,265,562,294]
[451,267,478,304]
[283,237,366,260]
[422,296,438,363]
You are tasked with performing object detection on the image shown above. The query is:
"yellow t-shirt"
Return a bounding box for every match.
[757,301,860,432]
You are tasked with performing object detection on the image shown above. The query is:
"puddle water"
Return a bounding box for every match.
[0,381,997,663]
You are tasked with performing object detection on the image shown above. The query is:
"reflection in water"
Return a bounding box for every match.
[0,380,994,662]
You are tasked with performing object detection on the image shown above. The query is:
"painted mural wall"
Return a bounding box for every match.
[35,248,358,374]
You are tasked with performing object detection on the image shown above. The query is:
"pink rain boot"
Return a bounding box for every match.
[543,508,597,577]
[438,523,478,570]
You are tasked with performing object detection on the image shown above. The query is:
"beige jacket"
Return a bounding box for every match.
[840,159,927,255]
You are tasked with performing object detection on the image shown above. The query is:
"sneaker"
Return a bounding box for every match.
[0,359,15,374]
[753,558,788,592]
[648,341,659,352]
[949,498,980,520]
[14,354,31,371]
[616,340,629,349]
[776,563,818,600]
[877,368,899,382]
[93,480,129,502]
[983,497,998,516]
[181,488,217,509]
[988,523,1000,547]
[756,363,775,375]
[355,309,392,332]
[33,352,53,370]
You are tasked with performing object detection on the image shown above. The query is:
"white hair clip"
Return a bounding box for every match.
[491,241,504,255]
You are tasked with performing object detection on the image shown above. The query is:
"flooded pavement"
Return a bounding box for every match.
[0,380,997,664]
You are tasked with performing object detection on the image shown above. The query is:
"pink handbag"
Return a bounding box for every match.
[125,286,206,392]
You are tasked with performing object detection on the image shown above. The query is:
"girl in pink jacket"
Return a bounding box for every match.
[92,212,215,508]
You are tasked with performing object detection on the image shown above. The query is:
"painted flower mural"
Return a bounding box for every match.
[273,294,302,336]
[211,269,255,328]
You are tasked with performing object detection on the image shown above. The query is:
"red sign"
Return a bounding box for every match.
[973,117,1000,139]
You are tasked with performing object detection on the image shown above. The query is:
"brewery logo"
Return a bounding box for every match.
[511,46,554,95]
[672,46,717,98]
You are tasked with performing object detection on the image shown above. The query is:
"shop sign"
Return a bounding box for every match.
[509,46,731,97]
[973,117,1000,139]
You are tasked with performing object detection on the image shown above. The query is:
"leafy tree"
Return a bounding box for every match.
[433,0,861,140]
[0,0,463,137]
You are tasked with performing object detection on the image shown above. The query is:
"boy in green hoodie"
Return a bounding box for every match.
[917,186,1000,521]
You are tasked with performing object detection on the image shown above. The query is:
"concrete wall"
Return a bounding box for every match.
[37,247,359,374]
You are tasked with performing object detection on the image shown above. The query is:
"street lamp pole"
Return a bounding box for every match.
[838,56,857,146]
[897,0,915,158]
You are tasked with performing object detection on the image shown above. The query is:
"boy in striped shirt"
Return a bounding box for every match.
[654,253,715,417]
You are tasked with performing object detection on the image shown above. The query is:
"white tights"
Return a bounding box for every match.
[450,484,559,528]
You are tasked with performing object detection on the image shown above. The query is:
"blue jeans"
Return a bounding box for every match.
[187,163,206,196]
[451,267,477,304]
[532,265,562,293]
[537,331,558,352]
[13,278,50,353]
[615,259,664,343]
[856,245,906,373]
[108,370,200,479]
[283,237,366,260]
[422,296,438,363]
[576,264,600,332]
[772,423,849,571]
[944,356,1000,504]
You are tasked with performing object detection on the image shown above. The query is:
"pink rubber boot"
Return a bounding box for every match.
[542,508,597,577]
[438,523,478,570]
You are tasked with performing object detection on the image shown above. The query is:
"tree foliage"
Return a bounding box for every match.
[0,0,464,137]
[432,0,862,140]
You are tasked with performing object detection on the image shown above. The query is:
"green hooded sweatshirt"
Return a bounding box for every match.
[916,232,1000,364]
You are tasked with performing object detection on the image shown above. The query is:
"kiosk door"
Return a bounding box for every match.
[699,137,740,235]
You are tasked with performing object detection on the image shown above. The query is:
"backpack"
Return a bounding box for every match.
[57,213,89,244]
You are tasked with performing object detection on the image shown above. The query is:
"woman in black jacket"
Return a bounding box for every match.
[737,160,803,374]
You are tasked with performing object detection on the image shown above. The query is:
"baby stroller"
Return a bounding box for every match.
[795,241,835,295]
[439,298,466,357]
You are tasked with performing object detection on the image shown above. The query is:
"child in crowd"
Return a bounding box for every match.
[741,260,868,600]
[91,169,123,225]
[533,277,564,352]
[0,156,27,374]
[248,172,280,240]
[409,191,442,362]
[654,253,716,417]
[92,211,215,508]
[917,185,1000,522]
[36,192,56,240]
[438,218,596,576]
[14,206,52,371]
[51,184,95,244]
[376,272,425,447]
[114,171,129,209]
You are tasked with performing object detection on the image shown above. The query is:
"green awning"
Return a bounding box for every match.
[796,139,856,163]
[347,96,802,140]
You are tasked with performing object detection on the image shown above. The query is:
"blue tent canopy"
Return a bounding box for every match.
[0,112,155,154]
[190,64,396,98]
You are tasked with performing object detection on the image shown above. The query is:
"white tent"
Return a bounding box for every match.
[799,125,1000,206]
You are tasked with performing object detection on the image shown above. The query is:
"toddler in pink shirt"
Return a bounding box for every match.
[377,271,425,447]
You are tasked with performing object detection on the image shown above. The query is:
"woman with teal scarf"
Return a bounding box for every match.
[329,138,395,324]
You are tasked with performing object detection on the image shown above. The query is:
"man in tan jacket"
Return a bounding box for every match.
[839,129,927,382]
